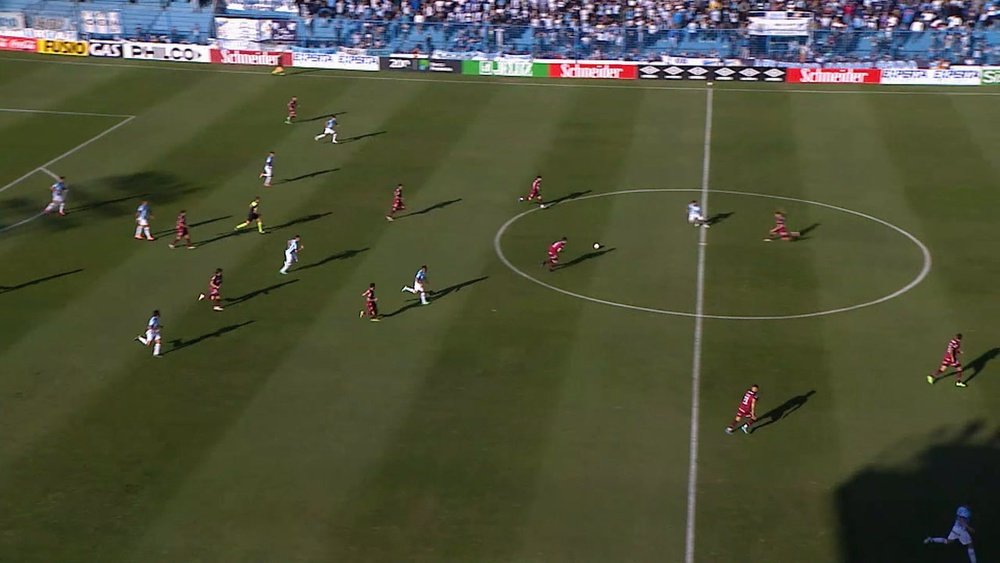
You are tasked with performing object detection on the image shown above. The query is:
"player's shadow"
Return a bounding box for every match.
[279,168,340,185]
[555,247,616,270]
[297,248,368,271]
[795,223,821,240]
[300,111,348,122]
[836,421,1000,562]
[547,190,592,206]
[706,211,734,226]
[270,211,334,232]
[963,347,1000,385]
[750,390,815,433]
[0,268,83,295]
[403,199,462,218]
[385,276,489,318]
[197,226,259,247]
[167,320,256,354]
[339,130,387,144]
[70,192,150,216]
[152,215,232,237]
[224,280,299,307]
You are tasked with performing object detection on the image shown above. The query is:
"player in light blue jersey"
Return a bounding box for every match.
[259,151,275,187]
[313,115,338,143]
[401,265,430,305]
[134,200,154,241]
[43,176,68,216]
[687,200,709,228]
[925,505,977,562]
[134,309,163,357]
[279,235,303,274]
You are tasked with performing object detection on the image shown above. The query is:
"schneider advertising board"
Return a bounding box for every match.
[983,67,1000,85]
[461,59,546,77]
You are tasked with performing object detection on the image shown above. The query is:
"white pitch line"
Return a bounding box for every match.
[3,56,1000,97]
[0,212,44,234]
[0,115,134,195]
[39,167,60,179]
[684,87,713,563]
[0,107,133,118]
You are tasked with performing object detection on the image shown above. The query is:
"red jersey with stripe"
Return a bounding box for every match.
[363,287,377,302]
[548,240,566,256]
[175,213,188,234]
[287,99,297,116]
[737,388,757,415]
[774,213,786,227]
[943,337,961,363]
[529,177,541,195]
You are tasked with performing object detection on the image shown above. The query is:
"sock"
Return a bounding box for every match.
[402,286,415,293]
[420,292,429,304]
[235,221,248,229]
[314,134,323,140]
[968,546,977,563]
[135,225,143,237]
[59,203,65,213]
[153,341,161,356]
[138,336,148,345]
[144,227,152,238]
[928,538,947,544]
[331,132,337,142]
[257,222,264,233]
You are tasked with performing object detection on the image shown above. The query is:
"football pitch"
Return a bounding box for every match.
[1,53,999,563]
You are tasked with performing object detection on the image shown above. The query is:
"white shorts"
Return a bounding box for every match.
[145,329,160,342]
[413,281,425,293]
[137,218,149,227]
[688,213,704,224]
[52,195,65,203]
[949,524,973,546]
[263,165,273,177]
[284,251,297,264]
[323,127,335,135]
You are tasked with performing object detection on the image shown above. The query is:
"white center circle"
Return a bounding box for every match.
[493,189,932,320]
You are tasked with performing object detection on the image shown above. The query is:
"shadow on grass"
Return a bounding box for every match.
[224,280,299,307]
[271,211,333,232]
[153,215,232,237]
[403,198,462,218]
[794,223,821,241]
[707,211,734,226]
[750,390,815,433]
[964,347,1000,385]
[278,168,340,185]
[299,111,348,122]
[0,268,84,295]
[297,248,368,272]
[168,320,255,354]
[385,276,489,318]
[547,190,592,206]
[555,247,616,270]
[339,130,387,144]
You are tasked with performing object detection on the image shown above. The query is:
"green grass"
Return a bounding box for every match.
[0,53,998,563]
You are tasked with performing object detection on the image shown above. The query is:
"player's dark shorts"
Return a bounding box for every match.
[248,212,260,222]
[940,356,961,369]
[736,408,753,419]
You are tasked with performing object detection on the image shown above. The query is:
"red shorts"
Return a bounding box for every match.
[770,225,788,236]
[940,356,960,369]
[392,200,405,212]
[547,253,559,263]
[176,227,189,237]
[288,109,297,118]
[209,288,220,300]
[527,190,541,200]
[736,408,753,420]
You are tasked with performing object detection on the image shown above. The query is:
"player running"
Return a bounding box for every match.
[42,176,68,216]
[401,265,431,306]
[764,211,800,242]
[234,197,266,234]
[134,200,154,241]
[134,309,163,357]
[313,115,338,143]
[169,210,195,249]
[541,237,567,272]
[725,384,759,434]
[924,505,977,563]
[279,235,303,275]
[519,175,544,206]
[259,151,275,187]
[687,200,709,228]
[360,282,380,321]
[196,268,225,311]
[385,184,406,221]
[285,96,297,124]
[928,333,966,387]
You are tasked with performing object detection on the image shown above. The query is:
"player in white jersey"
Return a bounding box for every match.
[313,115,338,143]
[401,265,430,305]
[279,235,302,274]
[134,200,154,240]
[259,151,275,187]
[134,309,163,357]
[687,200,709,228]
[925,505,977,562]
[43,176,68,216]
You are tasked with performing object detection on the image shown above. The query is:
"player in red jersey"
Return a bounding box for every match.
[541,237,567,271]
[197,268,225,312]
[359,282,380,321]
[928,333,966,387]
[726,384,759,434]
[168,210,195,249]
[519,175,544,206]
[765,211,800,241]
[385,184,406,221]
[284,96,298,124]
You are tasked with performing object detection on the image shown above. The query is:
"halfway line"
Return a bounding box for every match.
[685,86,713,563]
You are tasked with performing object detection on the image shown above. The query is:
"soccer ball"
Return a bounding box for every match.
[540,204,548,209]
[518,197,524,201]
[593,243,601,250]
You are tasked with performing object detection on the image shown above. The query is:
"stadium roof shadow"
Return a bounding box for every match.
[836,420,1000,562]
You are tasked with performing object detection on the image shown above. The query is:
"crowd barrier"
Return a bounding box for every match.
[4,36,1000,87]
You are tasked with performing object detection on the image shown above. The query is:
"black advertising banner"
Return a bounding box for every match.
[637,64,785,82]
